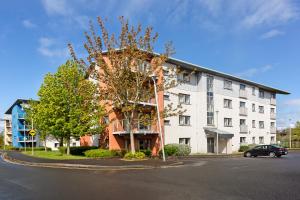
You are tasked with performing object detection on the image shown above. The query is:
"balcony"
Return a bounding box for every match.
[270,98,276,105]
[270,127,276,134]
[239,107,248,116]
[18,113,26,119]
[112,119,158,135]
[18,136,37,142]
[240,125,248,133]
[239,90,248,99]
[18,125,31,132]
[270,112,276,119]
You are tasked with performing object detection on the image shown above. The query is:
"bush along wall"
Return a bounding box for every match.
[160,144,191,157]
[59,146,98,155]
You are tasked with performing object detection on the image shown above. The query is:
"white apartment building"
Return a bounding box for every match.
[163,58,289,154]
[3,115,12,146]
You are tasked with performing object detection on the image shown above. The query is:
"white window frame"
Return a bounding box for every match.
[224,99,232,109]
[179,138,191,146]
[224,80,233,90]
[224,118,232,127]
[259,106,264,113]
[179,93,190,105]
[259,121,264,129]
[179,115,191,126]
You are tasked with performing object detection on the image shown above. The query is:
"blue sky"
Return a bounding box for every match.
[0,0,300,130]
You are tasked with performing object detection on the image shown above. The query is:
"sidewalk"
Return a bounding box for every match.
[1,151,183,170]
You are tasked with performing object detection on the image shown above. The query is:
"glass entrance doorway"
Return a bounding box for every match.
[207,138,214,153]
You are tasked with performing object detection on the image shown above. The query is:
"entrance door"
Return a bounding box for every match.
[207,138,215,153]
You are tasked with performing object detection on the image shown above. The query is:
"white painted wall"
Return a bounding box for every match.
[163,63,277,154]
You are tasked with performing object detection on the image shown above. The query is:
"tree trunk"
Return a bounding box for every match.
[66,138,70,155]
[44,135,47,152]
[130,131,135,153]
[59,137,64,147]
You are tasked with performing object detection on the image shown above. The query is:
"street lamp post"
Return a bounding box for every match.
[289,119,292,149]
[151,74,166,162]
[216,110,219,155]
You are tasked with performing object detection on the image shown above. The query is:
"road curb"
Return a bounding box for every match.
[0,152,184,171]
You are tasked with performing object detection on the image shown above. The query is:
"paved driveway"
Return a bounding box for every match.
[0,151,299,200]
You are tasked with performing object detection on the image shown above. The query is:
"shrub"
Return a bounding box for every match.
[58,146,67,154]
[70,146,98,156]
[124,152,146,160]
[160,144,191,157]
[239,145,250,152]
[4,146,51,151]
[139,149,152,157]
[110,149,127,157]
[84,149,115,158]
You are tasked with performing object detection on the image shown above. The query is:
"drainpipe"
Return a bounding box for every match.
[216,110,219,155]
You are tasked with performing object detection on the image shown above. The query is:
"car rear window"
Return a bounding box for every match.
[271,145,282,148]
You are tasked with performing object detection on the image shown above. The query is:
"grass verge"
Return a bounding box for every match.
[22,151,86,160]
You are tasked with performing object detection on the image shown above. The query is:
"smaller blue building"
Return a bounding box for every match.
[5,99,39,148]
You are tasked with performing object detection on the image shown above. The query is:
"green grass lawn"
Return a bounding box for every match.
[22,151,87,160]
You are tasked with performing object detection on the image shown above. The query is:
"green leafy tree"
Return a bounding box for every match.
[69,17,185,153]
[0,132,4,147]
[31,61,105,154]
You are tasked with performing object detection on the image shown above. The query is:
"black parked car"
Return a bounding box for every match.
[244,145,288,158]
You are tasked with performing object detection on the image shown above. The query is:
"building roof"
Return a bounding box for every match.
[167,57,290,95]
[4,99,30,114]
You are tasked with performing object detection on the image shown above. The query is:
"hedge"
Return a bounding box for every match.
[58,146,98,155]
[124,152,146,160]
[84,149,116,158]
[4,146,51,151]
[160,144,191,157]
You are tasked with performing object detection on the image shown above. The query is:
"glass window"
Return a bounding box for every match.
[179,93,190,104]
[224,118,232,127]
[271,136,275,143]
[271,93,276,99]
[179,115,190,126]
[240,137,246,144]
[271,108,275,113]
[259,137,264,144]
[259,106,264,113]
[179,138,191,146]
[252,137,255,144]
[224,99,232,108]
[252,120,256,128]
[240,84,246,90]
[240,101,246,108]
[207,112,214,125]
[207,75,214,92]
[259,90,264,98]
[240,119,246,125]
[252,104,255,112]
[164,94,170,101]
[259,121,264,129]
[252,87,255,95]
[164,120,170,126]
[224,80,232,90]
[271,122,275,128]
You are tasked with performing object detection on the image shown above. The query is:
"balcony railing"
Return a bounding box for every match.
[18,125,31,131]
[239,90,247,99]
[270,127,276,134]
[270,98,276,105]
[240,125,248,133]
[112,119,158,134]
[18,136,37,142]
[239,107,248,116]
[18,113,26,119]
[270,112,276,119]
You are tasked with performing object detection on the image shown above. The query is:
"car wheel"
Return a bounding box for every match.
[269,152,276,157]
[246,152,252,157]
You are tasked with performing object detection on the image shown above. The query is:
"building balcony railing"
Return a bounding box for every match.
[270,112,276,119]
[270,127,276,134]
[18,136,37,142]
[6,131,12,135]
[18,125,31,131]
[239,90,247,99]
[6,137,12,142]
[239,107,248,116]
[112,119,158,134]
[18,113,26,119]
[240,125,248,133]
[270,98,276,105]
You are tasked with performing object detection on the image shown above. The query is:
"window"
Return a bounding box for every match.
[224,118,232,127]
[103,116,109,124]
[252,87,255,95]
[163,69,168,76]
[179,115,190,126]
[259,121,264,129]
[54,143,59,148]
[271,122,275,128]
[179,93,190,104]
[271,93,276,99]
[259,136,264,144]
[207,75,213,92]
[259,90,264,98]
[179,72,191,83]
[240,137,246,144]
[251,104,255,112]
[138,61,150,72]
[259,106,264,113]
[240,84,246,90]
[270,108,275,114]
[240,119,246,125]
[252,137,255,144]
[164,94,170,101]
[224,80,232,90]
[207,112,214,125]
[271,136,275,143]
[224,99,232,109]
[179,138,190,146]
[240,101,246,108]
[252,120,256,128]
[72,142,77,146]
[164,120,170,126]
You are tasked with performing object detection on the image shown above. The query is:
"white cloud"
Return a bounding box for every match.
[235,64,273,78]
[241,0,298,28]
[260,29,285,39]
[22,19,37,28]
[41,0,72,16]
[37,37,68,57]
[284,99,300,106]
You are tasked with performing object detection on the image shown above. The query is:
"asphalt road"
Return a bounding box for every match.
[1,152,300,200]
